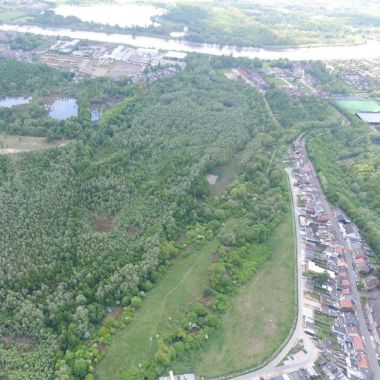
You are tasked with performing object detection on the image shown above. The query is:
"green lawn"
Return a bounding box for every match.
[95,221,236,380]
[171,210,296,377]
[0,10,27,22]
[336,99,380,113]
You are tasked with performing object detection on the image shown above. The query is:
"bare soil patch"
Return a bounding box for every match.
[102,306,123,325]
[2,336,34,352]
[207,174,218,185]
[211,251,220,262]
[127,225,140,237]
[0,134,70,155]
[92,214,116,233]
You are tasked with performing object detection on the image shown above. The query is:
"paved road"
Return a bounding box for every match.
[229,138,317,380]
[299,137,380,378]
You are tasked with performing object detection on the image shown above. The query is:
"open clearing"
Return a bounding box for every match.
[96,220,237,380]
[208,157,240,196]
[0,134,69,155]
[336,99,380,113]
[0,10,27,22]
[171,209,296,377]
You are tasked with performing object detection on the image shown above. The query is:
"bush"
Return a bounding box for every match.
[131,296,142,308]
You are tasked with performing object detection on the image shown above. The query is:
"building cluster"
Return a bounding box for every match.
[287,140,380,380]
[329,60,380,91]
[41,39,187,80]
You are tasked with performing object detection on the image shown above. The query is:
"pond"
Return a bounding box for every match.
[0,96,32,108]
[91,109,103,123]
[46,98,78,121]
[53,3,165,28]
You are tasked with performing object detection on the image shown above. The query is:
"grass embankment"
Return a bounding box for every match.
[96,220,236,380]
[172,210,295,377]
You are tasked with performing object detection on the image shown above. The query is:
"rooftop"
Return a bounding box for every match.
[356,112,380,124]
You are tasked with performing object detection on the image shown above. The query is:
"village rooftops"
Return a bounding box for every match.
[347,326,360,336]
[356,112,380,124]
[352,335,365,351]
[341,298,355,312]
[358,353,370,369]
[363,275,380,290]
[342,288,351,296]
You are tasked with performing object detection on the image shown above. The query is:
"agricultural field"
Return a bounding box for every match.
[335,99,380,113]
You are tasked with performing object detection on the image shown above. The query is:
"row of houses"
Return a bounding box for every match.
[288,139,379,380]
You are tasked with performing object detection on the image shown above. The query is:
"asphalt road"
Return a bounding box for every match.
[299,137,380,378]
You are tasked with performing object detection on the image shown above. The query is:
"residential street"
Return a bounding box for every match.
[299,137,380,379]
[229,134,380,380]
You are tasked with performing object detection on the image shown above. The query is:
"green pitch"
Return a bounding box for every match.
[336,99,380,113]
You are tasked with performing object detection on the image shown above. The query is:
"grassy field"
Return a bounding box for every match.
[336,99,380,113]
[95,220,237,380]
[171,209,296,377]
[0,10,27,22]
[0,134,70,155]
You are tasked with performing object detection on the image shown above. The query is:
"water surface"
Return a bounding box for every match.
[1,24,380,61]
[0,96,32,108]
[91,109,102,123]
[47,98,78,120]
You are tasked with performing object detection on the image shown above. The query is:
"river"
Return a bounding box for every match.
[1,24,380,61]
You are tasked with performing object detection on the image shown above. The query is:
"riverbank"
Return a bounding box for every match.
[1,23,380,61]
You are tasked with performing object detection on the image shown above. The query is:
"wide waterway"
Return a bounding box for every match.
[1,24,380,61]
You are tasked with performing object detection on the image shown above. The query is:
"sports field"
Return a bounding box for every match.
[336,99,380,113]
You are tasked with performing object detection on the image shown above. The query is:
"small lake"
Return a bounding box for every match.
[53,4,165,28]
[0,96,32,108]
[91,109,102,123]
[46,98,78,121]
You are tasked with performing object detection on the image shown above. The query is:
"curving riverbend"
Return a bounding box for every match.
[1,24,380,61]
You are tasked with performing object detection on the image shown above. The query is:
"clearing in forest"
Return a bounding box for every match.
[0,134,69,155]
[171,209,296,377]
[207,157,240,196]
